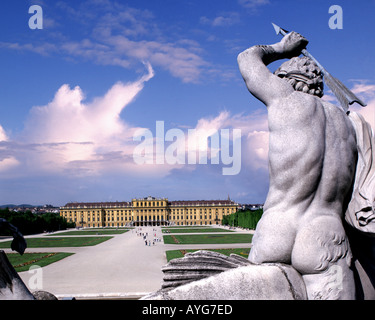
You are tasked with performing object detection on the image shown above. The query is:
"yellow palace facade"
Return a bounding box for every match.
[60,196,239,228]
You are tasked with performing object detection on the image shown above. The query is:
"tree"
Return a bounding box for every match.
[0,209,74,236]
[223,209,263,230]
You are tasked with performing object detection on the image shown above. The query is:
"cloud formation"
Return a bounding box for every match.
[7,78,373,184]
[0,1,209,84]
[1,63,154,177]
[350,81,375,129]
[238,0,270,10]
[0,128,20,172]
[0,61,269,182]
[200,12,240,27]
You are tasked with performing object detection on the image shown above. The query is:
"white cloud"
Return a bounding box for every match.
[349,81,375,129]
[357,102,375,130]
[0,126,8,142]
[238,0,270,9]
[8,63,155,176]
[2,89,269,180]
[0,127,20,172]
[0,157,20,172]
[96,35,208,83]
[200,12,240,27]
[351,82,375,98]
[322,80,375,129]
[186,110,269,171]
[0,41,57,56]
[244,130,269,170]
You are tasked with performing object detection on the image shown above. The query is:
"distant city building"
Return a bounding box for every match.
[8,205,60,214]
[239,204,264,211]
[60,196,240,227]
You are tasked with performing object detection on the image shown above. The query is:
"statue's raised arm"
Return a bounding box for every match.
[237,31,310,106]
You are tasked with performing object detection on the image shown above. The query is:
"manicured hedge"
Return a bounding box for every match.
[222,209,263,230]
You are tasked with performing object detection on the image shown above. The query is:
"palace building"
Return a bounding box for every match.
[60,196,239,228]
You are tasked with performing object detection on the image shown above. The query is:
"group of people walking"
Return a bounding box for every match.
[135,227,162,246]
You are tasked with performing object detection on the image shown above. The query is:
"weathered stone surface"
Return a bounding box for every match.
[161,250,251,290]
[32,290,58,300]
[0,251,35,300]
[143,263,307,300]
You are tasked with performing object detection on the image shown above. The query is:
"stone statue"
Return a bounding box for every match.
[238,32,375,299]
[143,29,375,301]
[0,218,27,255]
[237,31,375,299]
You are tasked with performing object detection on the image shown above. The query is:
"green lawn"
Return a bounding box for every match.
[0,236,113,248]
[162,226,209,228]
[47,229,129,236]
[7,252,74,272]
[162,228,233,233]
[163,233,253,244]
[165,248,251,262]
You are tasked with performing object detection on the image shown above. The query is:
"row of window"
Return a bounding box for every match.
[85,223,130,228]
[134,201,166,207]
[90,216,131,222]
[174,221,213,226]
[65,210,131,215]
[136,216,165,221]
[68,216,131,222]
[171,208,233,213]
[172,215,217,220]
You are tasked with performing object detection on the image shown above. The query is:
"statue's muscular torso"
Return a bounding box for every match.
[249,90,357,266]
[267,91,357,216]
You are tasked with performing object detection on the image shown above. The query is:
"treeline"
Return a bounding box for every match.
[222,209,263,230]
[0,208,75,236]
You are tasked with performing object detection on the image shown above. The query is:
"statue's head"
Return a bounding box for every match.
[274,56,324,98]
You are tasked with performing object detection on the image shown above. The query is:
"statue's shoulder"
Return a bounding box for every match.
[268,91,321,121]
[320,99,353,122]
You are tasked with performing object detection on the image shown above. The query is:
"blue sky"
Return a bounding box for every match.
[0,0,374,206]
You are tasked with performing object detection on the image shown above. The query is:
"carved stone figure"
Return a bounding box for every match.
[237,31,373,299]
[144,29,375,300]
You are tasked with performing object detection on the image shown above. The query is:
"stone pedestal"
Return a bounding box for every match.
[143,263,307,300]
